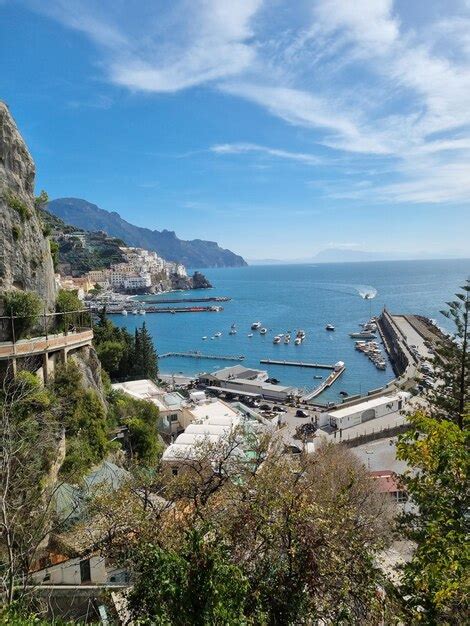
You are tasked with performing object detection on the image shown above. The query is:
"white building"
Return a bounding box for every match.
[326,392,410,430]
[199,365,297,401]
[161,393,272,472]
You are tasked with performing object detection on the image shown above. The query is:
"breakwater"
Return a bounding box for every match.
[260,359,336,370]
[301,365,346,402]
[159,351,245,361]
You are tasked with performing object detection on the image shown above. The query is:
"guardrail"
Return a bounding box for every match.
[0,309,92,343]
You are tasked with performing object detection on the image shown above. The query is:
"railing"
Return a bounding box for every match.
[0,310,93,343]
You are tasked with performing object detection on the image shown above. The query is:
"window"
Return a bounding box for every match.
[396,491,408,503]
[170,413,178,422]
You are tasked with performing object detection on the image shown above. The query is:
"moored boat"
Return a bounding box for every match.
[251,321,262,330]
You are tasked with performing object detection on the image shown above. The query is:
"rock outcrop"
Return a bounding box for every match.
[0,102,56,313]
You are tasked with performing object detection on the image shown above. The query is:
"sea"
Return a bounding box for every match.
[109,259,469,403]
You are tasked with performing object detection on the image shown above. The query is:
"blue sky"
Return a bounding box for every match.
[1,0,469,260]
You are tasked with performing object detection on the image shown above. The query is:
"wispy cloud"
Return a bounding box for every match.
[210,142,322,165]
[24,0,470,204]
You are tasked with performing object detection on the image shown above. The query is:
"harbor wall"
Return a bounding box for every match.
[377,309,409,377]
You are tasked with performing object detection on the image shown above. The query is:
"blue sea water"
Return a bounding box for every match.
[110,259,469,402]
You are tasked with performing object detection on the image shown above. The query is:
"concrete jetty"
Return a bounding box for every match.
[301,364,346,402]
[260,359,335,370]
[159,351,245,361]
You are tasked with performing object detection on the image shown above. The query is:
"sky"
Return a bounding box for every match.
[1,0,470,261]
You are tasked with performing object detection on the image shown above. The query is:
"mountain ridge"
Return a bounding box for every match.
[46,198,247,268]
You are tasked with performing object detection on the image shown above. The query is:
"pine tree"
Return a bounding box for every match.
[133,322,158,380]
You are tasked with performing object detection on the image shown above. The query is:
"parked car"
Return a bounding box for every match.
[296,409,309,418]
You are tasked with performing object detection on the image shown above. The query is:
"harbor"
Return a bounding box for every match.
[301,363,346,402]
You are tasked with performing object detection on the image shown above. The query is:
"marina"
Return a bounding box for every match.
[301,363,346,402]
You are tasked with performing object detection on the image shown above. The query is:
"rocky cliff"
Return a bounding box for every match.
[0,102,56,313]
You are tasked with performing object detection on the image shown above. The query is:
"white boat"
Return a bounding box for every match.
[229,329,237,335]
[325,324,335,331]
[202,336,207,340]
[273,336,281,344]
[139,309,146,315]
[121,310,128,316]
[132,309,138,315]
[231,323,236,329]
[294,337,302,345]
[296,330,306,341]
[251,321,262,330]
[247,333,253,338]
[215,332,222,337]
[260,328,267,335]
[284,336,290,344]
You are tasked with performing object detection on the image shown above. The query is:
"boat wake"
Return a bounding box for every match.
[310,282,377,300]
[356,285,377,299]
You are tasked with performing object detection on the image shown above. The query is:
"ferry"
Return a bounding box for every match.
[251,321,262,330]
[325,324,335,331]
[260,328,268,335]
[273,335,281,344]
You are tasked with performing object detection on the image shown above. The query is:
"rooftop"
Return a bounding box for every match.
[208,364,268,381]
[327,392,409,419]
[112,379,185,412]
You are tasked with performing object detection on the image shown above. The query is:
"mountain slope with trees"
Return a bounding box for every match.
[47,197,248,268]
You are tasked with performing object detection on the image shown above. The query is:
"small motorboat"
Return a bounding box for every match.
[251,321,262,330]
[260,328,268,335]
[339,391,349,397]
[325,324,335,331]
[313,375,323,379]
[247,333,253,337]
[284,336,290,344]
[231,323,237,329]
[139,309,146,315]
[202,336,208,340]
[215,332,222,337]
[294,337,302,345]
[121,310,128,316]
[132,309,138,315]
[229,329,237,335]
[273,335,281,344]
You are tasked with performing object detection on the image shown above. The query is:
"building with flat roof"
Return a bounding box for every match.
[326,392,410,430]
[199,365,297,401]
[161,394,272,472]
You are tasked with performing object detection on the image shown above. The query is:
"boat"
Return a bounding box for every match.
[273,335,281,344]
[231,322,236,328]
[229,329,237,335]
[214,332,222,337]
[349,331,376,339]
[294,337,302,345]
[260,328,268,335]
[138,309,146,315]
[284,336,290,344]
[121,310,128,316]
[339,391,348,396]
[247,333,253,338]
[313,375,323,379]
[202,336,207,340]
[325,324,335,331]
[132,309,138,315]
[296,330,306,341]
[251,321,262,330]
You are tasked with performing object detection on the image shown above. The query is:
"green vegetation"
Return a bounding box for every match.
[49,239,59,271]
[55,288,86,331]
[12,224,21,241]
[4,189,32,221]
[93,309,158,382]
[34,189,49,210]
[397,280,469,623]
[2,290,43,338]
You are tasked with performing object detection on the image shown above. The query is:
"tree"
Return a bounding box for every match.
[0,371,64,606]
[55,288,84,332]
[397,281,470,623]
[426,279,469,429]
[2,291,43,339]
[128,529,249,625]
[134,322,158,380]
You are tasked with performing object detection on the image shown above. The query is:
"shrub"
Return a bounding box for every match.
[55,288,83,331]
[3,189,31,221]
[2,290,43,339]
[11,225,21,241]
[49,240,59,271]
[34,189,49,209]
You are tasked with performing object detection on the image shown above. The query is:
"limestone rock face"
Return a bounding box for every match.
[0,102,56,313]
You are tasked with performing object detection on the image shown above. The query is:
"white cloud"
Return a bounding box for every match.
[24,0,470,204]
[210,142,322,165]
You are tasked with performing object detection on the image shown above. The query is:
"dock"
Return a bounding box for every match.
[301,365,346,402]
[159,351,245,361]
[105,305,223,314]
[137,296,231,304]
[260,359,335,370]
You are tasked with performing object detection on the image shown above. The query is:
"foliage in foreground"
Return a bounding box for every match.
[397,280,469,624]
